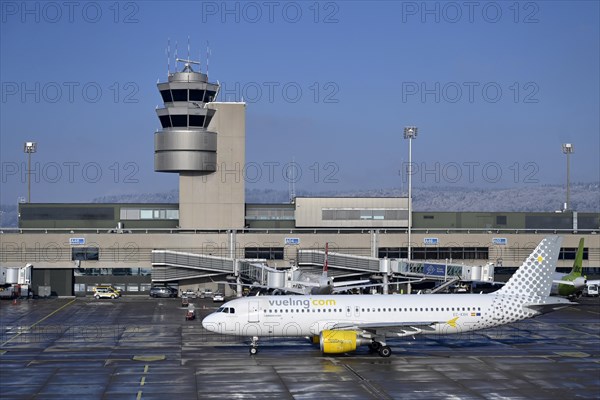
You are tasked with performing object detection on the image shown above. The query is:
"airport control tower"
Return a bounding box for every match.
[154,58,245,229]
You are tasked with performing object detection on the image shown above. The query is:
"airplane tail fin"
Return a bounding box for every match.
[497,236,563,301]
[572,238,584,276]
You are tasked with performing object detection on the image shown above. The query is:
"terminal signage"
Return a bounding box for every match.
[492,238,507,245]
[285,237,300,245]
[69,238,85,246]
[424,237,439,245]
[423,263,446,277]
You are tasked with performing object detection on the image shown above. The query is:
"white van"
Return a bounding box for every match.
[585,280,599,297]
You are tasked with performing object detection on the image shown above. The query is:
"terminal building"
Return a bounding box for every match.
[2,59,599,297]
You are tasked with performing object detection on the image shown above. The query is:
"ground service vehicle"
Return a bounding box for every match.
[149,286,177,298]
[93,286,120,299]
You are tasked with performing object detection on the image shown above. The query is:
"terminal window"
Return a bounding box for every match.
[244,247,284,260]
[120,208,179,220]
[379,247,489,260]
[72,247,99,261]
[323,209,408,221]
[559,247,589,260]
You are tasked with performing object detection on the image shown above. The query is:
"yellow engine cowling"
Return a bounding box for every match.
[319,330,363,354]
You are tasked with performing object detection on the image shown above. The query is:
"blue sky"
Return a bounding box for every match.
[1,1,598,204]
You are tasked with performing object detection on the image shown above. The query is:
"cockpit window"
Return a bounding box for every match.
[230,308,235,314]
[217,307,225,313]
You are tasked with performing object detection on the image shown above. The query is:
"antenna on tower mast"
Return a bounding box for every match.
[206,41,210,79]
[167,38,171,75]
[174,41,179,72]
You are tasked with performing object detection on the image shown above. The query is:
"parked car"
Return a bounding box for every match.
[200,289,213,299]
[212,293,225,302]
[182,289,197,299]
[93,286,120,299]
[149,286,177,298]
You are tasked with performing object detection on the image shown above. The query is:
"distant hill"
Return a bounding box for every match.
[1,183,598,228]
[94,183,599,212]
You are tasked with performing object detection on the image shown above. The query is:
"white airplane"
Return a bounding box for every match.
[202,236,574,357]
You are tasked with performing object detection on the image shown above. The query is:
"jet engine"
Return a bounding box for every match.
[319,330,369,354]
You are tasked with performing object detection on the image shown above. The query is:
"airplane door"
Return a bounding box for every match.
[248,301,260,323]
[346,306,351,317]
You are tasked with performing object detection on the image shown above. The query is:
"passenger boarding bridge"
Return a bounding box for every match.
[151,248,495,295]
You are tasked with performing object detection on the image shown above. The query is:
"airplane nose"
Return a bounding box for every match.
[202,314,216,332]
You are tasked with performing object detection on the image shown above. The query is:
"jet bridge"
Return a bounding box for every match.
[297,249,494,290]
[151,250,236,282]
[151,249,274,286]
[297,250,380,272]
[151,248,494,293]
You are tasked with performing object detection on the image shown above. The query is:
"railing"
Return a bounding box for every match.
[1,227,598,234]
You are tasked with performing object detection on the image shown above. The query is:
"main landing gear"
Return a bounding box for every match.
[249,336,259,355]
[368,340,392,357]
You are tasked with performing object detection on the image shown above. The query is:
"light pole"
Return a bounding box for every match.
[24,142,37,203]
[403,126,418,261]
[562,143,574,211]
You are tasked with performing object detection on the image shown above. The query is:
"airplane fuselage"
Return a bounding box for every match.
[203,293,531,338]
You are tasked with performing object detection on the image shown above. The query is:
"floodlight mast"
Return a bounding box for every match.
[562,143,574,211]
[403,127,418,261]
[23,141,37,203]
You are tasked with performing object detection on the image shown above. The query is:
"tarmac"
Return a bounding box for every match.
[0,295,599,399]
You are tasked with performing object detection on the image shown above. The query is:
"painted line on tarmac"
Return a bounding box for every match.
[0,298,77,348]
[136,364,149,400]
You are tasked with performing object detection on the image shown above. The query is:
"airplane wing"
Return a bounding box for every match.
[332,320,448,338]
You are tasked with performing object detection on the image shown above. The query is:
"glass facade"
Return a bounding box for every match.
[244,247,284,260]
[120,208,179,220]
[323,209,408,221]
[379,247,489,260]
